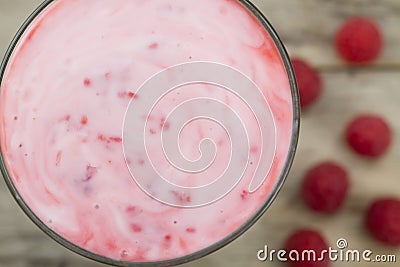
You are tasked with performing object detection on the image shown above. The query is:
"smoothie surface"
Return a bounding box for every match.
[0,0,294,262]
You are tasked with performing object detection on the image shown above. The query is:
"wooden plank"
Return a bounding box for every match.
[0,0,43,58]
[1,71,398,267]
[2,0,400,67]
[0,1,399,267]
[253,0,400,67]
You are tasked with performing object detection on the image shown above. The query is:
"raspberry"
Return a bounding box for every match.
[284,229,330,267]
[291,58,322,109]
[335,16,383,64]
[301,162,349,213]
[365,198,400,246]
[345,115,392,157]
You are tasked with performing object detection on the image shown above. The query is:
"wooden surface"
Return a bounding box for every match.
[1,1,399,266]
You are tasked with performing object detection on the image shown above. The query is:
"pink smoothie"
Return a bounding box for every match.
[0,0,296,264]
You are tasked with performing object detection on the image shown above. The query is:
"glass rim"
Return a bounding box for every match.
[0,0,300,266]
